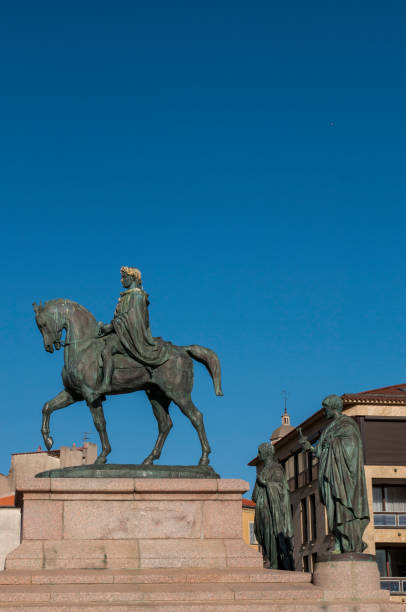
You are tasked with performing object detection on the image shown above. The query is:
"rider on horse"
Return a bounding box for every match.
[97,266,169,394]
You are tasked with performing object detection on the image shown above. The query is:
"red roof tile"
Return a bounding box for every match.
[342,383,406,404]
[242,498,256,508]
[0,494,15,506]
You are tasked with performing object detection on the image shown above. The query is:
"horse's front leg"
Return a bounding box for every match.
[42,389,76,450]
[88,401,111,464]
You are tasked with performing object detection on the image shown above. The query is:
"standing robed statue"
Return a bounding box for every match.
[298,394,370,553]
[252,442,294,570]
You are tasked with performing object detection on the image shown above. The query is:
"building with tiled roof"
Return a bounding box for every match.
[268,383,406,601]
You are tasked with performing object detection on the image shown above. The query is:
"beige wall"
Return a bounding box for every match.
[345,404,406,417]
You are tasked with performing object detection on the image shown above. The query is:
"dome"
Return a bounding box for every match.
[270,423,295,442]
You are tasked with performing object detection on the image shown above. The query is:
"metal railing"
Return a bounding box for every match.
[380,578,406,594]
[374,512,406,527]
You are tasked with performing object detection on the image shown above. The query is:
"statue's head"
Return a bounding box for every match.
[322,394,343,420]
[120,266,142,289]
[257,441,275,461]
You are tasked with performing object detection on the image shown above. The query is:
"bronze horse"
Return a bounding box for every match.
[33,299,223,466]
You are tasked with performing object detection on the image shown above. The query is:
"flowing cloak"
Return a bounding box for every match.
[112,288,169,368]
[316,414,370,552]
[252,461,294,570]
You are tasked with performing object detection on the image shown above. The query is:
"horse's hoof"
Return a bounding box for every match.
[198,456,210,466]
[142,456,154,465]
[95,456,107,465]
[44,436,54,451]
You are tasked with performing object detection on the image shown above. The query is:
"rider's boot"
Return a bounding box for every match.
[100,345,114,394]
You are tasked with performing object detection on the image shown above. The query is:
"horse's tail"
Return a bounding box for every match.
[184,345,223,397]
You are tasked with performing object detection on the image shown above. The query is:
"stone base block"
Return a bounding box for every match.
[313,554,389,603]
[6,477,263,571]
[0,568,402,610]
[0,507,20,570]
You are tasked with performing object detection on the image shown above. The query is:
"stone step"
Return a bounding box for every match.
[0,582,320,604]
[0,600,403,611]
[0,568,311,586]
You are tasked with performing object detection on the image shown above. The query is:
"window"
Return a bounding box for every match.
[385,487,406,512]
[309,494,317,541]
[373,486,406,527]
[294,453,299,489]
[373,486,383,511]
[300,498,308,544]
[307,452,313,482]
[284,456,294,480]
[249,522,257,545]
[376,549,387,577]
[297,452,306,474]
[377,548,406,594]
[302,555,309,572]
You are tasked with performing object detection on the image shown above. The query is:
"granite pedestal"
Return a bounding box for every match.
[313,553,389,603]
[6,477,262,571]
[2,479,399,609]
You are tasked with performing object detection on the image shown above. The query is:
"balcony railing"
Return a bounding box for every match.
[380,578,406,594]
[374,512,406,527]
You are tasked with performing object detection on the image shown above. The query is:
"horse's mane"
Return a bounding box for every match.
[44,298,97,323]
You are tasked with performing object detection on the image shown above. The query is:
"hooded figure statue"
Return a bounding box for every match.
[252,442,294,570]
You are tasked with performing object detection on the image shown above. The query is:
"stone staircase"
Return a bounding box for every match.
[0,568,403,611]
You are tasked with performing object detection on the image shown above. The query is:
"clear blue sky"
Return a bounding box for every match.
[1,1,405,488]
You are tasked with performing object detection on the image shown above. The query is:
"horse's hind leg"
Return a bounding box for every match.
[42,389,76,450]
[143,390,172,465]
[88,400,111,464]
[170,394,211,466]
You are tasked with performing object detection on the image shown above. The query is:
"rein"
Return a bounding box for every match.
[46,301,105,348]
[59,336,101,347]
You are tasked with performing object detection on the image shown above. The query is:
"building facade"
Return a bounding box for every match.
[270,384,406,601]
[241,498,259,551]
[0,443,98,570]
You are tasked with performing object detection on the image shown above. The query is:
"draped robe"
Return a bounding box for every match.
[252,460,294,570]
[316,414,370,552]
[112,288,169,368]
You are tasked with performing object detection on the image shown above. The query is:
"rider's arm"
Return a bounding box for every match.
[97,322,114,336]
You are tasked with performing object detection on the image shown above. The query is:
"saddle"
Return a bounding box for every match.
[112,353,146,370]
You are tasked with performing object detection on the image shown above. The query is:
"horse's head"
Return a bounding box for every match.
[33,301,64,353]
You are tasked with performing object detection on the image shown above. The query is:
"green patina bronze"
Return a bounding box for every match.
[252,442,294,570]
[298,394,370,553]
[36,464,219,479]
[33,267,223,468]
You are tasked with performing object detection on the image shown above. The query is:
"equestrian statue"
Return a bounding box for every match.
[33,266,223,467]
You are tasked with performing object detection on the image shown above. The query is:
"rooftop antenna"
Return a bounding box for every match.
[83,432,92,447]
[281,389,289,415]
[280,390,291,427]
